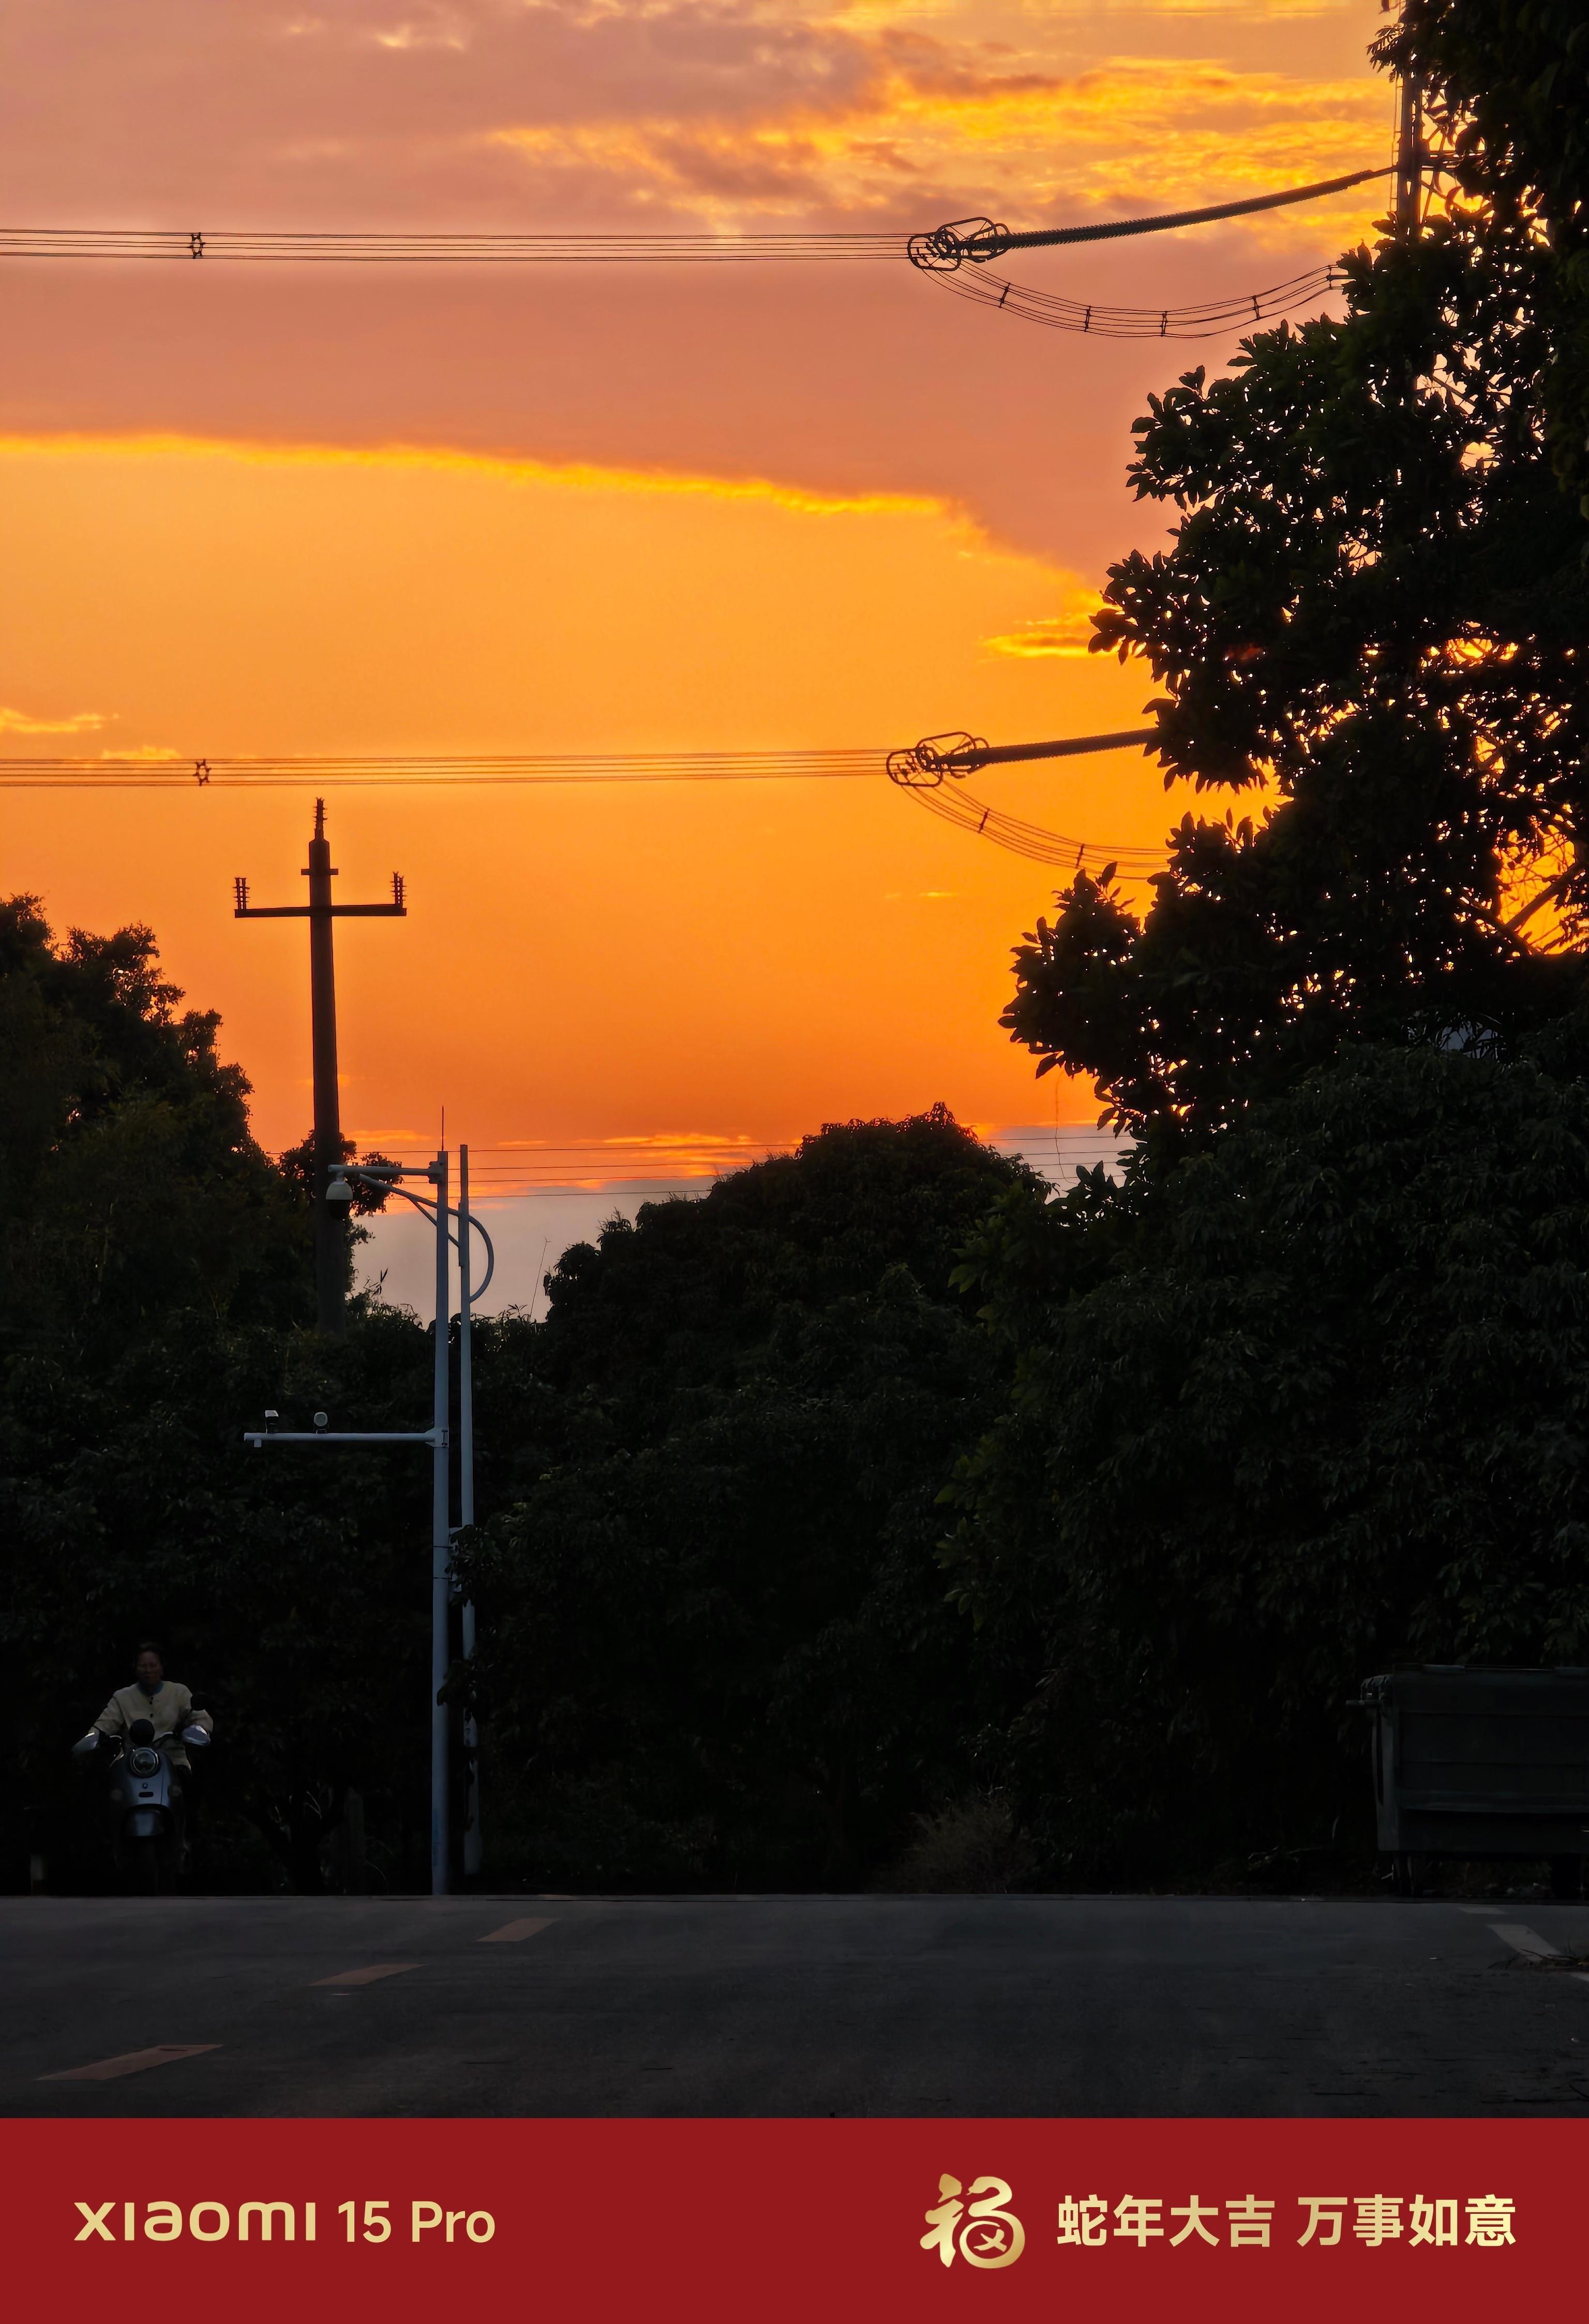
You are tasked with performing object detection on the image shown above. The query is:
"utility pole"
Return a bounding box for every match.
[1390,0,1423,245]
[234,800,406,1335]
[1394,67,1423,240]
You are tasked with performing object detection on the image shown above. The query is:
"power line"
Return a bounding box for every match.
[928,262,1342,340]
[2,732,1171,873]
[4,728,1159,790]
[887,729,1156,782]
[0,750,886,787]
[881,725,1165,870]
[903,169,1388,269]
[0,228,898,263]
[1,170,1388,271]
[905,779,1167,873]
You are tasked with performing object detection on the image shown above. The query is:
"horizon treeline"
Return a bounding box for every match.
[6,0,1589,1896]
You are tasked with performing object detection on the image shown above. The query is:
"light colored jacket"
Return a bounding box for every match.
[95,1682,212,1768]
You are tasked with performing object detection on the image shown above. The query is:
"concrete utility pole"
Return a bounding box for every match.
[234,801,406,1334]
[1390,0,1424,248]
[1394,67,1423,240]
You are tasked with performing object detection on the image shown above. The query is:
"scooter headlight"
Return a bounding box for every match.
[127,1745,160,1776]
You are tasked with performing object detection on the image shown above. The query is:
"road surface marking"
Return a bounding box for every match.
[312,1963,421,1987]
[480,1917,553,1943]
[1490,1923,1561,1959]
[40,2044,218,2082]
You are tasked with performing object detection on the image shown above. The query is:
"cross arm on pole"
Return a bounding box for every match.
[234,876,407,918]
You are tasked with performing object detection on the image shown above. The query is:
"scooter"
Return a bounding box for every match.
[72,1715,210,1894]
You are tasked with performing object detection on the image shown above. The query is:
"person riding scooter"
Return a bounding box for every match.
[87,1642,212,1765]
[72,1642,213,1889]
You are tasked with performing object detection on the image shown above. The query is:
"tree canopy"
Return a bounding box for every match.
[0,899,437,1894]
[1001,13,1589,1148]
[0,896,312,1347]
[945,1032,1589,1880]
[453,1109,1038,1889]
[957,6,1589,1887]
[13,8,1589,1903]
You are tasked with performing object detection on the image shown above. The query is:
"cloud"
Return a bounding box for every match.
[0,1,1388,578]
[0,4,1390,248]
[983,577,1104,658]
[0,428,965,529]
[485,54,1389,246]
[1057,0,1354,15]
[0,703,108,733]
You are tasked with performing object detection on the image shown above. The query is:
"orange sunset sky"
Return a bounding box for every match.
[0,0,1396,1293]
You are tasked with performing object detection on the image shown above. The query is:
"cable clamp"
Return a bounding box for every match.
[886,732,983,787]
[907,217,1008,272]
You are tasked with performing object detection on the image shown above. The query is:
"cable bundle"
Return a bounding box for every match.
[0,227,900,263]
[0,750,887,786]
[906,778,1166,874]
[930,262,1341,339]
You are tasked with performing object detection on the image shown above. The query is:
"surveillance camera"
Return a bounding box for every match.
[263,1409,279,1424]
[313,1411,329,1430]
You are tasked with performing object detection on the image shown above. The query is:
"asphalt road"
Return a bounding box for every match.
[4,1893,1589,2117]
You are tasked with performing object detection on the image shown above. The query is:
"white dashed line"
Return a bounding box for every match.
[1489,1923,1561,1959]
[40,2044,219,2082]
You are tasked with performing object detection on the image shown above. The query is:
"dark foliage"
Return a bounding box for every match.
[945,1040,1589,1881]
[0,896,312,1346]
[452,1108,1038,1888]
[1378,0,1589,515]
[999,31,1589,1148]
[0,899,436,1893]
[964,5,1589,1887]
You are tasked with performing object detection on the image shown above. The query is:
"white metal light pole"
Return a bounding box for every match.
[429,1147,451,1895]
[244,1148,493,1898]
[458,1143,483,1878]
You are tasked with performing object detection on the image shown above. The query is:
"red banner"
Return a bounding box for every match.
[4,2117,1577,2320]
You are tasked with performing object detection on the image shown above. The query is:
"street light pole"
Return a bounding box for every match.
[245,1151,493,1897]
[458,1143,483,1879]
[429,1147,452,1898]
